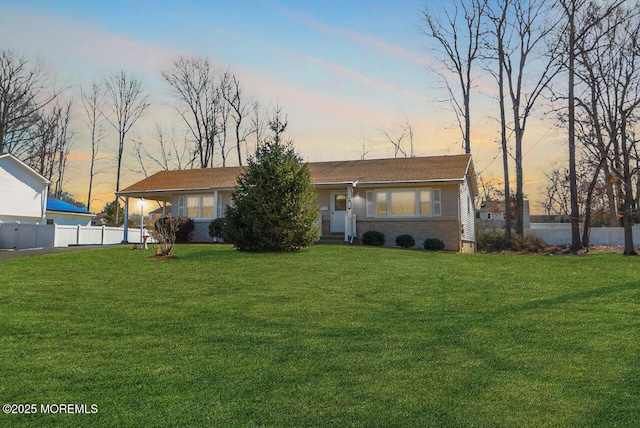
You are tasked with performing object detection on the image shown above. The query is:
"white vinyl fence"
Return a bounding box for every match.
[528,223,640,246]
[0,221,148,250]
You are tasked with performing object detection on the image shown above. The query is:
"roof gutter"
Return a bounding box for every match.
[118,178,469,195]
[116,186,235,196]
[313,178,467,187]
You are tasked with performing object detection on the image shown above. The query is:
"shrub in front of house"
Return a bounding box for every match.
[155,217,194,243]
[395,234,416,249]
[208,218,226,242]
[176,217,195,243]
[423,238,445,251]
[150,217,181,256]
[362,230,385,246]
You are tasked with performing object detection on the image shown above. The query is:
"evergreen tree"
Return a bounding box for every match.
[102,201,124,224]
[224,110,320,251]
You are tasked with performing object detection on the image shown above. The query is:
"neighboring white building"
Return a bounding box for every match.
[476,199,530,230]
[0,153,93,226]
[0,153,50,223]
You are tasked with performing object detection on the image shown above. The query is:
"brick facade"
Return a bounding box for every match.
[356,219,460,251]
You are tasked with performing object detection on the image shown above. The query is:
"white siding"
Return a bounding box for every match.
[0,156,48,222]
[459,175,475,242]
[45,211,93,226]
[316,190,331,223]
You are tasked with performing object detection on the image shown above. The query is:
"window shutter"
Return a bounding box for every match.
[366,191,374,217]
[433,189,441,216]
[178,196,184,217]
[217,194,224,218]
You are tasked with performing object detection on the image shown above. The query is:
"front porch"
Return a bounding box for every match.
[116,193,172,244]
[317,183,359,244]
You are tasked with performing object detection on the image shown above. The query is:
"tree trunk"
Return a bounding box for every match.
[567,3,583,252]
[515,128,524,236]
[581,159,605,247]
[497,17,511,246]
[621,127,637,255]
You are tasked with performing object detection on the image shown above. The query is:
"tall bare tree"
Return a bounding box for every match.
[80,81,106,212]
[422,0,487,154]
[132,123,194,176]
[162,55,222,168]
[499,0,561,236]
[556,0,627,251]
[216,72,232,167]
[0,49,60,155]
[26,101,73,197]
[381,120,415,158]
[248,100,269,154]
[571,4,628,244]
[104,70,149,224]
[221,71,249,166]
[611,11,640,255]
[485,0,512,244]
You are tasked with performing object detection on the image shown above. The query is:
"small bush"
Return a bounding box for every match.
[512,234,547,253]
[150,217,180,256]
[175,217,195,243]
[208,218,226,241]
[477,230,508,252]
[156,217,194,244]
[395,234,416,249]
[476,230,547,253]
[362,230,385,246]
[423,238,445,251]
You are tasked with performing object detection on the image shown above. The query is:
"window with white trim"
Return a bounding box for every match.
[376,191,388,216]
[201,195,215,218]
[419,190,431,215]
[366,189,441,218]
[187,196,199,218]
[185,195,216,219]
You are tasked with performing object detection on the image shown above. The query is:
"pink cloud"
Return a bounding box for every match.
[296,53,425,103]
[277,6,440,70]
[0,9,181,78]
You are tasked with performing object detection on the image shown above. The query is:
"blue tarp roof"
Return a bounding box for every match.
[46,198,91,214]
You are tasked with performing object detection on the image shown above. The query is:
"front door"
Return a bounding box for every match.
[330,192,347,233]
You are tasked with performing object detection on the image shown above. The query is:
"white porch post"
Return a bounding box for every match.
[140,198,145,248]
[122,196,129,243]
[345,185,354,242]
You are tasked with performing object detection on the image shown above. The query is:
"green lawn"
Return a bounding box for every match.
[0,245,638,427]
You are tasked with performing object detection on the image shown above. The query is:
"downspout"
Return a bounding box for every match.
[458,183,462,252]
[42,183,49,223]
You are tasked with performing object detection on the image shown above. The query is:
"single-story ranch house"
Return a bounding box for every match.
[117,154,478,252]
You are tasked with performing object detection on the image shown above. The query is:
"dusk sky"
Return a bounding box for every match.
[0,0,564,212]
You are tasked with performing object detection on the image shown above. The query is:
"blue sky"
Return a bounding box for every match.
[0,0,561,210]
